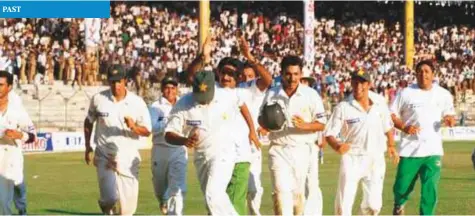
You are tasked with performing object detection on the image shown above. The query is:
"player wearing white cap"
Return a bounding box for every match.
[324,69,398,216]
[260,56,326,216]
[0,71,36,215]
[84,64,152,215]
[165,71,259,216]
[149,76,185,215]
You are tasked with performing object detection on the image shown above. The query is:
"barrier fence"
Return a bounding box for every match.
[22,127,475,153]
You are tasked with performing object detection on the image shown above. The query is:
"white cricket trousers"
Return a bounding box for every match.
[335,154,386,216]
[94,150,140,215]
[0,145,23,215]
[247,147,263,216]
[268,143,311,216]
[193,152,238,216]
[304,144,323,216]
[151,144,188,216]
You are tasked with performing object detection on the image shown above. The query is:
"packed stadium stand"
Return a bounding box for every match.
[3,1,475,130]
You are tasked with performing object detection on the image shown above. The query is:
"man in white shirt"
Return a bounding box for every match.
[390,60,456,215]
[0,71,36,215]
[149,76,185,215]
[84,65,152,215]
[325,69,398,215]
[299,74,325,216]
[212,37,272,215]
[7,90,28,215]
[183,35,262,215]
[165,71,257,215]
[232,36,273,216]
[260,56,326,215]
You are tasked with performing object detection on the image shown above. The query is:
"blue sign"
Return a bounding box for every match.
[23,132,53,152]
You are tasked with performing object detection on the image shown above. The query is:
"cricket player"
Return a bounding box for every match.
[8,90,28,216]
[84,64,151,215]
[0,71,36,215]
[8,91,21,106]
[299,72,325,216]
[185,35,265,215]
[238,59,272,216]
[390,60,456,215]
[165,71,259,215]
[219,36,272,215]
[260,56,326,216]
[149,76,186,215]
[324,69,398,215]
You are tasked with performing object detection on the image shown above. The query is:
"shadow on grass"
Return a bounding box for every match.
[45,209,101,215]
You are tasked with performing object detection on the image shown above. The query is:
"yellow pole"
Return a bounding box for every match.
[199,0,210,48]
[405,0,415,70]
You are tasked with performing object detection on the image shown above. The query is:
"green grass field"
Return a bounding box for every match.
[24,141,475,215]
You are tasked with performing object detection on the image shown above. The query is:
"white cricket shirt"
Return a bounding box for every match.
[262,84,327,146]
[390,84,455,157]
[0,100,35,185]
[149,96,181,147]
[0,100,35,146]
[86,89,152,173]
[324,92,393,155]
[231,80,267,162]
[8,91,22,106]
[165,87,244,159]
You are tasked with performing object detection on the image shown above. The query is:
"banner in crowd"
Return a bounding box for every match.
[23,132,153,153]
[303,0,315,73]
[85,18,102,48]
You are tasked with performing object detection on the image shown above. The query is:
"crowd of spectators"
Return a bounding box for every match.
[0,1,474,106]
